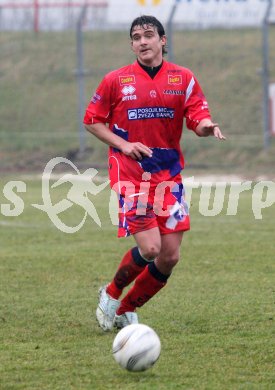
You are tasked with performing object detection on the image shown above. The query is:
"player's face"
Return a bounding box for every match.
[131,24,166,67]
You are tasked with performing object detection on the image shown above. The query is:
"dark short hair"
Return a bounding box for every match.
[130,15,167,55]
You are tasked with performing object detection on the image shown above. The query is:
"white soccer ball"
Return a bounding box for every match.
[112,323,161,372]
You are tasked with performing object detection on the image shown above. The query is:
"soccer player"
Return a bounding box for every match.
[83,15,225,331]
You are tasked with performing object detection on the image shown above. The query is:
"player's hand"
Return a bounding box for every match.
[206,123,226,140]
[196,120,226,140]
[121,142,153,160]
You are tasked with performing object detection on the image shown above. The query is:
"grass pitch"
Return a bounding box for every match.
[0,176,274,389]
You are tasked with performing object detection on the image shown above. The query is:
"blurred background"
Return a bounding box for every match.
[1,0,275,177]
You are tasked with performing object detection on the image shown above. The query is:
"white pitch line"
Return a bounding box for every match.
[0,220,43,228]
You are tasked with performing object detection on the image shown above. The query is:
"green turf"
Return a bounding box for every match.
[0,177,274,389]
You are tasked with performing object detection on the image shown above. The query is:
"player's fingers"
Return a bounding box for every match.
[132,149,143,160]
[214,128,226,140]
[136,143,152,157]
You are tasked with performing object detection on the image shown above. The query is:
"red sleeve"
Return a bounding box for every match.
[83,76,113,125]
[184,74,211,131]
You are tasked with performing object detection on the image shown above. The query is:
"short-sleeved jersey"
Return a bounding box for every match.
[83,60,211,189]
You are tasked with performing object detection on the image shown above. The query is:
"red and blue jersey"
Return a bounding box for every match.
[83,60,211,189]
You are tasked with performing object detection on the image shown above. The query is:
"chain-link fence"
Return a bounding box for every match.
[0,0,108,31]
[1,1,275,175]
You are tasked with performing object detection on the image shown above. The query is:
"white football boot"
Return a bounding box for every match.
[113,312,139,329]
[96,286,120,331]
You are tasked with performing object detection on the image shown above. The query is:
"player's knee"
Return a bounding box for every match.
[140,243,161,261]
[159,252,180,269]
[168,254,180,268]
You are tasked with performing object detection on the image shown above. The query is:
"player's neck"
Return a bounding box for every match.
[137,57,163,68]
[137,59,163,79]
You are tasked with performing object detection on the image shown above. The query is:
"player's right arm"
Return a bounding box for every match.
[85,122,152,160]
[84,74,152,160]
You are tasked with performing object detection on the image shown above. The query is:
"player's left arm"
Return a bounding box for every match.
[184,72,226,141]
[194,119,226,140]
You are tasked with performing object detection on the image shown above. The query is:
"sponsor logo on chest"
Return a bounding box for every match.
[128,107,175,120]
[119,75,137,101]
[119,75,136,86]
[168,75,182,85]
[121,85,137,101]
[164,89,185,96]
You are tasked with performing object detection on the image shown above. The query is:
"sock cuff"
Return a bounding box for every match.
[131,246,151,267]
[148,261,170,283]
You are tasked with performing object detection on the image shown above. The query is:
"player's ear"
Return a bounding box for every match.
[130,40,134,52]
[161,35,167,47]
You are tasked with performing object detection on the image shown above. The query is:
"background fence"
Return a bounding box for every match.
[1,0,275,31]
[0,0,275,176]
